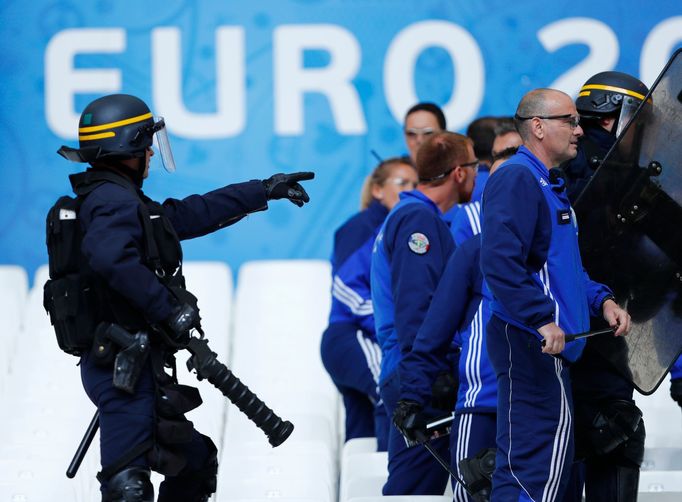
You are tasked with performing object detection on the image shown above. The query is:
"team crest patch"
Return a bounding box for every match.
[408,233,430,254]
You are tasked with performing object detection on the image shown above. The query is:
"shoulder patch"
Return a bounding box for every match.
[408,232,430,255]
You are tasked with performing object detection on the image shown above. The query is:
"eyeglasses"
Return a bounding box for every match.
[460,159,479,171]
[514,113,580,129]
[386,177,417,189]
[419,159,479,183]
[404,127,437,139]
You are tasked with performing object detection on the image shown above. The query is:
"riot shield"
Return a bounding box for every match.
[574,48,682,395]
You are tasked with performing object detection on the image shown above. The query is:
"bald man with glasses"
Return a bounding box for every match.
[480,88,630,502]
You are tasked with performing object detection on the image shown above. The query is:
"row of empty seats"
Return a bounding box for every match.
[0,261,340,501]
[1,262,681,500]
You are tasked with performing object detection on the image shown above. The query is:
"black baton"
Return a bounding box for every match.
[542,327,616,347]
[418,432,476,498]
[67,410,99,478]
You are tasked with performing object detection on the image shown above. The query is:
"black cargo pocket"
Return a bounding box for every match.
[44,275,97,356]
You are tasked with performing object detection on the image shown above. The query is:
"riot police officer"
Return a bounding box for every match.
[51,94,313,501]
[561,72,649,502]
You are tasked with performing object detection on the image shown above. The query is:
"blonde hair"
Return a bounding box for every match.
[359,156,413,210]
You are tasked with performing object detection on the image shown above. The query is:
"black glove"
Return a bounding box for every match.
[671,378,682,408]
[262,172,314,207]
[431,371,458,411]
[164,303,200,345]
[392,399,427,443]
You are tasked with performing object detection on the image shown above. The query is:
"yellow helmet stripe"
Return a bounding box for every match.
[79,112,153,133]
[79,131,116,141]
[579,84,646,101]
[578,91,591,97]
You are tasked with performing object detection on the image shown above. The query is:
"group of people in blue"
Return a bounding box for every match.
[321,70,682,502]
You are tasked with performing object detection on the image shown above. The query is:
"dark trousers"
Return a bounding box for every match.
[321,323,388,450]
[379,367,450,495]
[80,351,212,493]
[451,412,497,502]
[486,315,574,502]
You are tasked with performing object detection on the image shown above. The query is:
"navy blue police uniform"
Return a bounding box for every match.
[321,200,389,449]
[49,94,313,501]
[560,124,647,502]
[480,146,613,502]
[76,169,268,498]
[371,190,454,495]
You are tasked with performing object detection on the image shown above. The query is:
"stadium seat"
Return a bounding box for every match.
[0,265,29,384]
[217,477,333,501]
[221,260,337,500]
[638,470,682,500]
[346,497,452,502]
[339,452,387,502]
[635,379,682,448]
[176,261,234,444]
[636,382,682,500]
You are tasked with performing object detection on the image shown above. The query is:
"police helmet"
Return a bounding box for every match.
[576,71,649,118]
[58,94,176,172]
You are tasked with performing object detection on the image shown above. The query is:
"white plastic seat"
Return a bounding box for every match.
[347,497,452,502]
[217,477,332,501]
[222,260,338,492]
[176,261,234,444]
[14,265,52,364]
[0,265,28,379]
[638,469,682,500]
[634,381,682,449]
[215,499,323,502]
[342,437,377,458]
[340,452,387,502]
[342,475,386,501]
[642,447,682,471]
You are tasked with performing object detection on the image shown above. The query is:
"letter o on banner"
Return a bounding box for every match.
[384,20,485,132]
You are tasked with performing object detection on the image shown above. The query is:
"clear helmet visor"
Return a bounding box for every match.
[616,95,647,138]
[152,116,176,173]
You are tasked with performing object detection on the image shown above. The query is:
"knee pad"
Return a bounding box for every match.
[611,418,645,467]
[585,400,642,458]
[103,466,154,502]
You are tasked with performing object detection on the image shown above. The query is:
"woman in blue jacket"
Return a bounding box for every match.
[321,157,417,450]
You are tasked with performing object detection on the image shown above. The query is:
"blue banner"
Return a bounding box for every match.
[1,0,680,283]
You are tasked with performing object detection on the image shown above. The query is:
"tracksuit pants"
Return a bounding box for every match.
[486,315,574,502]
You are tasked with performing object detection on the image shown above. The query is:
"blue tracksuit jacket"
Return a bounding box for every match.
[328,200,387,335]
[480,146,613,362]
[399,236,496,413]
[371,190,455,383]
[450,202,497,414]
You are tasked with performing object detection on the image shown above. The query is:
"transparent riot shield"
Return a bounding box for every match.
[574,48,682,395]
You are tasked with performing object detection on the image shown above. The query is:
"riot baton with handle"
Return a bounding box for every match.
[67,410,99,478]
[541,327,616,347]
[67,327,294,478]
[154,323,294,447]
[183,335,294,447]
